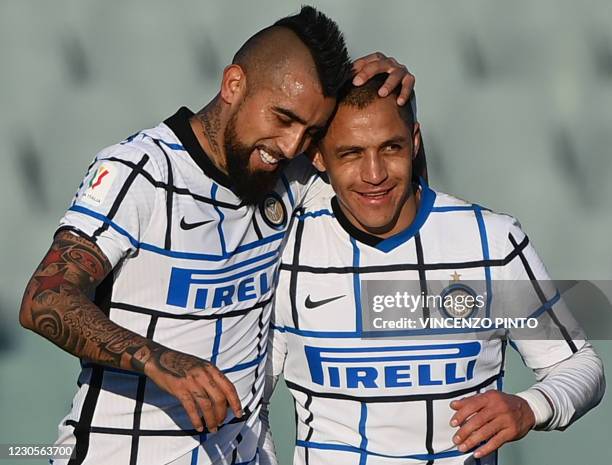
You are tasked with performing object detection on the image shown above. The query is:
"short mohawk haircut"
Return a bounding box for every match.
[274,5,352,97]
[337,73,416,130]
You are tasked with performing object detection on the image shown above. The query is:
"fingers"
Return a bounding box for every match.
[177,379,222,433]
[207,366,243,418]
[453,408,497,446]
[193,369,226,429]
[397,74,416,106]
[352,58,399,86]
[379,68,415,105]
[450,394,488,426]
[192,365,244,431]
[178,392,204,432]
[351,52,415,106]
[455,416,504,453]
[450,392,534,458]
[352,52,386,73]
[146,350,243,432]
[192,390,219,433]
[378,67,405,98]
[474,428,513,458]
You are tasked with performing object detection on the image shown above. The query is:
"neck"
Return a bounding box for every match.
[190,96,228,173]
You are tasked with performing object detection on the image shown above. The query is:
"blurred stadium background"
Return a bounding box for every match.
[1,1,610,463]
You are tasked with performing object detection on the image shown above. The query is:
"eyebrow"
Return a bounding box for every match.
[334,136,409,154]
[334,144,364,153]
[272,106,325,132]
[379,136,409,147]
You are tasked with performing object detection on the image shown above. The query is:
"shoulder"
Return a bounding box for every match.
[298,175,334,215]
[93,124,178,180]
[431,189,525,244]
[281,154,317,186]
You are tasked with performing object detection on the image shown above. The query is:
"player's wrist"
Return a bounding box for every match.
[125,343,157,375]
[516,389,553,429]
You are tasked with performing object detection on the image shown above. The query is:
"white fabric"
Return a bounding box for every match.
[53,107,319,465]
[517,342,604,430]
[263,185,600,465]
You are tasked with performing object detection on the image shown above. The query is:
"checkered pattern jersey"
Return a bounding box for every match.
[51,107,320,465]
[269,182,584,465]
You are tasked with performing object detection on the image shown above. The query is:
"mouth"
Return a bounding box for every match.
[356,186,395,200]
[257,147,280,166]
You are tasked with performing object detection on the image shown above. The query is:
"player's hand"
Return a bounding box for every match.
[449,391,535,459]
[352,52,415,106]
[143,348,243,433]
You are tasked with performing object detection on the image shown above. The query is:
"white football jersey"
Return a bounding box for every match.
[53,107,320,465]
[269,181,584,465]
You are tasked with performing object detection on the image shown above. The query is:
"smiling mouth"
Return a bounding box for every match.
[258,147,280,166]
[356,187,394,199]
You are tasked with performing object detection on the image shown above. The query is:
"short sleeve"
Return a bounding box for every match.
[299,172,334,211]
[280,155,333,212]
[58,149,160,268]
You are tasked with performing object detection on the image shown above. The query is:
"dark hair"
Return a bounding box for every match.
[274,6,352,97]
[337,73,415,129]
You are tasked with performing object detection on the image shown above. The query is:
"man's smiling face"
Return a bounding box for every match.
[224,65,335,204]
[314,94,421,237]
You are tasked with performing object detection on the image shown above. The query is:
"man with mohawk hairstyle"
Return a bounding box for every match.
[20,6,420,465]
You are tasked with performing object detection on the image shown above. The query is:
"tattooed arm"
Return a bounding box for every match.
[19,230,242,432]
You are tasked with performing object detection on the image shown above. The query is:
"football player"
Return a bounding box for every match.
[261,74,605,465]
[19,7,418,465]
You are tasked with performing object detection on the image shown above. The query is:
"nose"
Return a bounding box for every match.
[277,127,307,159]
[361,151,388,185]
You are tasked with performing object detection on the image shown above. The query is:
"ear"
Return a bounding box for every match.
[411,122,421,160]
[220,64,246,105]
[309,145,327,173]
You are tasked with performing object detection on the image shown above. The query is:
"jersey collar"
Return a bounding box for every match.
[164,106,234,190]
[331,177,436,253]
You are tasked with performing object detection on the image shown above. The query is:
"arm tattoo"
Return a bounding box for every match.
[127,344,211,378]
[157,350,208,378]
[23,231,211,378]
[24,231,148,369]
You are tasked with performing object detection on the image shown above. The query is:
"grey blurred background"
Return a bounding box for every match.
[1,1,610,463]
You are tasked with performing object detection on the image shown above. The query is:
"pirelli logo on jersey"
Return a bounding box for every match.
[166,266,273,309]
[304,342,480,390]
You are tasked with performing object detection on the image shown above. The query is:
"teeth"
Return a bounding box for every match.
[363,191,388,198]
[259,148,278,165]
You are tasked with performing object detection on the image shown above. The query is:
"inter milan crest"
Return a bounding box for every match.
[259,192,287,230]
[439,282,479,319]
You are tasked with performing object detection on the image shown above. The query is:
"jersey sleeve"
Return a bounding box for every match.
[58,148,161,268]
[517,342,605,430]
[280,155,334,212]
[501,217,586,369]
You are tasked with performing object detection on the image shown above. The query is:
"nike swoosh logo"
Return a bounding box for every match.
[304,294,346,309]
[180,217,214,230]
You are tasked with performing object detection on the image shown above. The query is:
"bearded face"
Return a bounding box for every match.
[223,111,287,206]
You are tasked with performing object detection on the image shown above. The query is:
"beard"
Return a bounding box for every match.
[224,113,285,206]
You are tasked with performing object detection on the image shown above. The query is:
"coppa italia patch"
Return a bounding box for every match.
[81,164,116,206]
